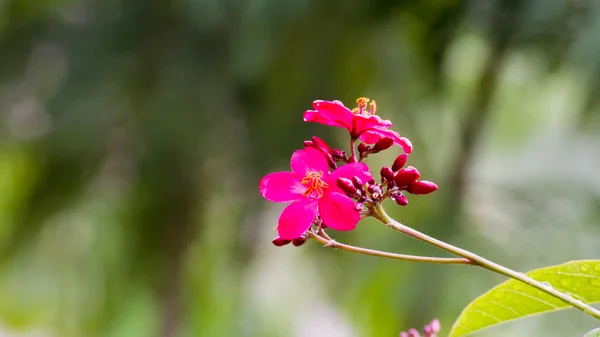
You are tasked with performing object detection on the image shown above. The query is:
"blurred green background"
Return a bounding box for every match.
[0,0,599,336]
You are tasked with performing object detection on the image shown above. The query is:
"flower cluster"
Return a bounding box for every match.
[259,98,438,245]
[399,319,441,337]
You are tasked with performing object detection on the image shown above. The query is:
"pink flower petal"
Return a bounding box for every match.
[326,162,372,195]
[318,192,360,231]
[277,199,318,240]
[353,114,392,134]
[360,128,413,154]
[290,147,330,178]
[310,100,354,130]
[259,172,306,202]
[303,110,348,129]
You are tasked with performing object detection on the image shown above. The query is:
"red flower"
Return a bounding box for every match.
[259,147,372,240]
[303,98,413,154]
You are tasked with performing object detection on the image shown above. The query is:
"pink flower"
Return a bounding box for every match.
[303,98,413,154]
[259,147,372,240]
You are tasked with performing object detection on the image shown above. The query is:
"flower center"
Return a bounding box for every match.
[301,171,329,198]
[352,97,377,116]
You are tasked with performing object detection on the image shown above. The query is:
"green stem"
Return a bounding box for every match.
[309,231,470,265]
[372,204,600,320]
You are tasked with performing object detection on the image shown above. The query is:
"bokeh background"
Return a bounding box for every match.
[0,0,600,336]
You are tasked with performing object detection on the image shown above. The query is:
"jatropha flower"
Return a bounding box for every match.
[399,319,441,337]
[259,147,372,240]
[303,98,413,154]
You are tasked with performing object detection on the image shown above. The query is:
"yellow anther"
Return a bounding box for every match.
[301,171,329,198]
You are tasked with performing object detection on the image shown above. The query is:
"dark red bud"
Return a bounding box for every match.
[292,237,307,246]
[395,193,408,206]
[351,176,364,189]
[332,149,346,160]
[357,143,370,154]
[303,140,313,148]
[392,153,409,172]
[311,136,331,152]
[407,180,438,195]
[347,155,357,163]
[380,166,394,182]
[337,177,357,196]
[372,137,394,152]
[354,203,363,212]
[272,237,292,247]
[394,166,420,187]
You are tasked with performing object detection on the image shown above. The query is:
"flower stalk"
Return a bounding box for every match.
[371,203,600,320]
[309,230,471,265]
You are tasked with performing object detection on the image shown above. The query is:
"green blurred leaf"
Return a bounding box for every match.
[585,327,600,337]
[449,260,600,337]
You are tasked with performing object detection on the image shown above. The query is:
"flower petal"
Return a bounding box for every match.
[303,110,348,129]
[360,128,413,154]
[290,147,330,178]
[277,199,318,240]
[326,162,372,195]
[309,100,354,130]
[259,172,306,202]
[319,192,360,231]
[353,114,392,135]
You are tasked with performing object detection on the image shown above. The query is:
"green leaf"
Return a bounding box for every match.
[585,327,600,337]
[449,260,600,337]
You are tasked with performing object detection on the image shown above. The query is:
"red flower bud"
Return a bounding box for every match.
[357,142,370,154]
[272,237,291,247]
[337,177,357,196]
[372,137,394,153]
[347,155,357,163]
[332,149,346,160]
[394,193,408,206]
[407,180,438,195]
[380,166,394,182]
[393,166,420,188]
[392,153,409,172]
[303,140,313,148]
[292,237,307,246]
[351,176,364,189]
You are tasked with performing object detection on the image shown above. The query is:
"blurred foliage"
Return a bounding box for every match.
[0,0,599,336]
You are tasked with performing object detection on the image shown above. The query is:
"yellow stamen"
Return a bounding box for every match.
[354,97,376,115]
[301,171,329,198]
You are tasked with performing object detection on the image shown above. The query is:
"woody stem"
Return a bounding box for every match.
[371,203,600,320]
[309,230,470,265]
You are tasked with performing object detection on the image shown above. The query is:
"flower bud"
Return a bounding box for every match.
[292,237,307,246]
[392,153,408,172]
[337,177,357,196]
[357,143,370,154]
[354,203,363,212]
[380,166,394,182]
[393,166,420,188]
[394,193,408,206]
[400,333,409,337]
[272,237,291,247]
[347,155,357,163]
[303,140,313,148]
[372,137,394,153]
[351,176,364,189]
[408,329,421,337]
[332,149,346,161]
[406,180,438,195]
